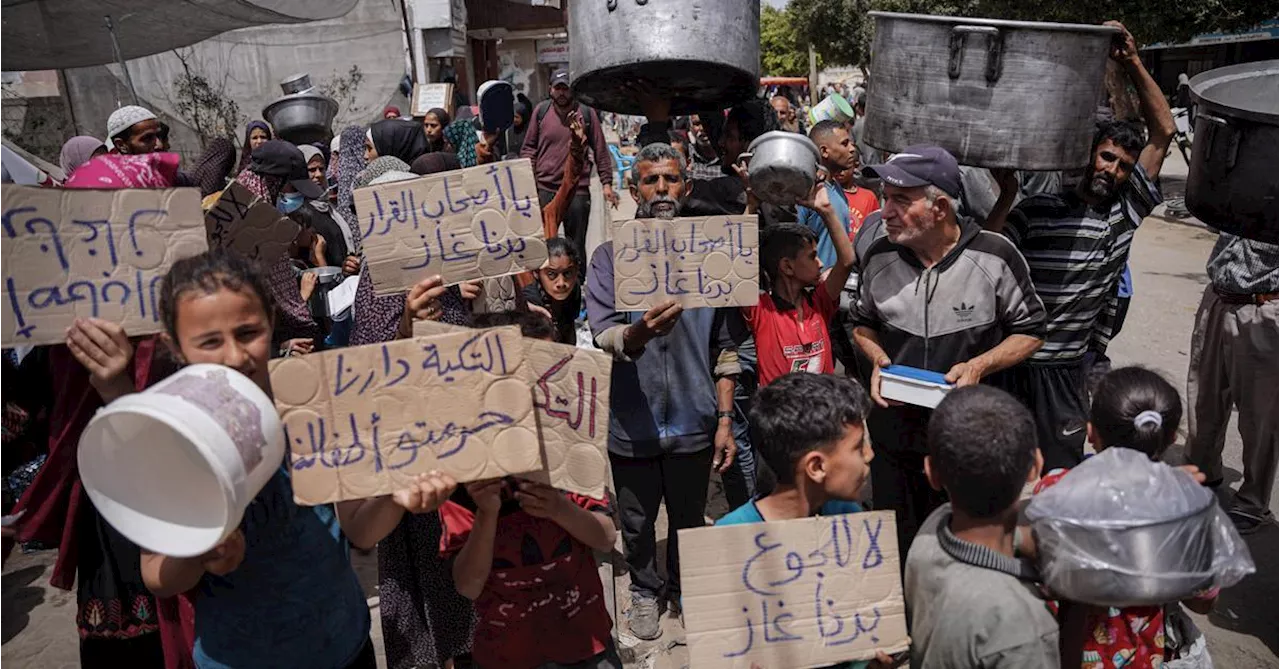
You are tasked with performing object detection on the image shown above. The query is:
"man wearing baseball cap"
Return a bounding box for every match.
[248,140,326,201]
[520,68,617,264]
[850,145,1047,553]
[106,105,163,155]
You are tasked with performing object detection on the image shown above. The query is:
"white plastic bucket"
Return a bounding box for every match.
[78,364,284,558]
[809,94,854,126]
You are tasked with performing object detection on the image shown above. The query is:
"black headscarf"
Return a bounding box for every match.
[370,118,431,164]
[410,152,462,176]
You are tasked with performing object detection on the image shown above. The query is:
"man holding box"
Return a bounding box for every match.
[852,145,1046,554]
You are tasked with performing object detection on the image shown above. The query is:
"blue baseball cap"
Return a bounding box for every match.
[862,145,962,199]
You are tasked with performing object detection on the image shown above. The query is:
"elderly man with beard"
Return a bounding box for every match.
[985,21,1174,471]
[585,142,746,641]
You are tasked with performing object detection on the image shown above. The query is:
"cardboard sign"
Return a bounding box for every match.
[611,215,760,311]
[414,320,613,498]
[679,511,909,668]
[203,181,300,263]
[269,326,543,505]
[411,83,455,117]
[354,159,548,295]
[2,185,208,346]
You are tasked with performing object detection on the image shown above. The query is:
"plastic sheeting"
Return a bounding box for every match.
[2,0,359,71]
[1026,448,1256,607]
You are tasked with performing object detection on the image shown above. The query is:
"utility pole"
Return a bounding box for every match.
[808,43,818,105]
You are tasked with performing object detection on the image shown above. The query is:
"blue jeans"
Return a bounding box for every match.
[722,338,758,508]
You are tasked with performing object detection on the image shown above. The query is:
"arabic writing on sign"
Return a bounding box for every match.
[1,186,207,346]
[285,408,516,473]
[612,215,760,311]
[330,329,514,395]
[728,516,887,657]
[355,160,548,294]
[532,352,601,439]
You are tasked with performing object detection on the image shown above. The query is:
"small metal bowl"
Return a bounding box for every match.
[306,266,344,285]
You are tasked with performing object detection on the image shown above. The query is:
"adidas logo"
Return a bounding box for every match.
[953,302,975,321]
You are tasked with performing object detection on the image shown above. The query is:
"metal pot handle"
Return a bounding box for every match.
[949,25,1005,83]
[606,0,647,10]
[1199,114,1240,171]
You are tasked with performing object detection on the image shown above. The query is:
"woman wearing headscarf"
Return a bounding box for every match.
[298,144,357,258]
[13,153,195,669]
[504,94,533,160]
[418,108,453,154]
[234,120,272,174]
[233,141,324,355]
[365,119,430,165]
[58,136,107,177]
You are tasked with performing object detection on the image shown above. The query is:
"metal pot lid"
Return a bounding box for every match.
[868,11,1121,35]
[748,131,820,158]
[1189,60,1279,126]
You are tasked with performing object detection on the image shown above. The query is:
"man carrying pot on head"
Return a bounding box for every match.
[584,142,746,641]
[984,21,1174,472]
[521,69,618,263]
[853,146,1046,554]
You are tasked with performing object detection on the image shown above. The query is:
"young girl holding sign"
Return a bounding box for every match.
[71,249,456,668]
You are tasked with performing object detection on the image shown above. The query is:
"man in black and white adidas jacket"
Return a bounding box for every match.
[850,145,1047,554]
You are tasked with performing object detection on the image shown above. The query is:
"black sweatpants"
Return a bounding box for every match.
[993,362,1089,472]
[539,188,592,264]
[610,447,715,599]
[867,404,947,560]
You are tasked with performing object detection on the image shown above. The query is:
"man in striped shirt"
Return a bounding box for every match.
[985,21,1174,470]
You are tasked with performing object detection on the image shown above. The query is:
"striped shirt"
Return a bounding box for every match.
[1004,164,1160,362]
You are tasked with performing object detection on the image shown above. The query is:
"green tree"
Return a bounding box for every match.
[790,0,1275,68]
[761,4,820,77]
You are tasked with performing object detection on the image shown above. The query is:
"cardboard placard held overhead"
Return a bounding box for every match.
[679,511,909,668]
[354,159,548,295]
[411,83,455,117]
[2,185,208,346]
[269,327,543,505]
[611,215,760,311]
[414,320,613,499]
[204,181,300,263]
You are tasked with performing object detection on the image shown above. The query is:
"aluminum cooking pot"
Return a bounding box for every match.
[1186,60,1278,243]
[263,74,338,146]
[569,0,760,116]
[1033,502,1217,607]
[863,13,1118,170]
[743,131,822,206]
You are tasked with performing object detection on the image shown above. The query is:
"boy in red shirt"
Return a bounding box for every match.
[442,477,618,669]
[744,185,856,386]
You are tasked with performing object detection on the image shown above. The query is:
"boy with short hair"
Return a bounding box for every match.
[744,184,854,387]
[719,372,873,525]
[907,385,1059,668]
[717,373,896,669]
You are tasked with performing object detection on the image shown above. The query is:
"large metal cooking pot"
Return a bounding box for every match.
[743,131,821,205]
[1032,502,1217,607]
[863,13,1118,170]
[262,74,339,146]
[1186,60,1278,243]
[569,0,760,116]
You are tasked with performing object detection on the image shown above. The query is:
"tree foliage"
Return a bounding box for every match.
[169,48,242,149]
[790,0,1276,68]
[761,4,820,77]
[319,65,366,129]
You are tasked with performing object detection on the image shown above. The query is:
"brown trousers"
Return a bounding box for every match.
[1185,285,1279,516]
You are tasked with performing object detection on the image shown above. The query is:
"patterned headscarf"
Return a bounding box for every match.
[63,153,181,189]
[444,117,481,168]
[355,156,411,189]
[58,136,104,176]
[233,166,284,204]
[336,125,368,249]
[188,137,237,197]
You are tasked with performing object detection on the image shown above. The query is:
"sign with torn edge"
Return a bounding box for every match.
[354,159,548,295]
[413,319,613,499]
[411,83,455,117]
[679,510,909,668]
[2,185,208,346]
[204,181,300,263]
[269,326,543,505]
[611,215,760,311]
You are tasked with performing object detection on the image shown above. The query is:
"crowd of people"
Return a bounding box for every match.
[0,17,1274,669]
